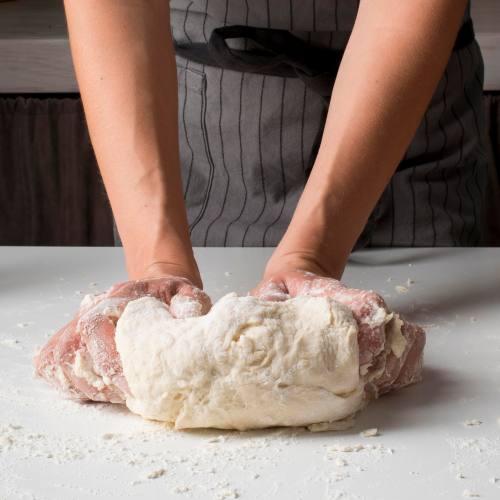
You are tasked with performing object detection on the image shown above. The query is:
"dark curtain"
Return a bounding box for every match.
[0,97,114,246]
[481,94,500,246]
[0,95,498,246]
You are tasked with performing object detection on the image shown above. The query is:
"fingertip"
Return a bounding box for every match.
[169,299,203,319]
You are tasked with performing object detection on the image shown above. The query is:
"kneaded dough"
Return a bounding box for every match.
[115,293,395,431]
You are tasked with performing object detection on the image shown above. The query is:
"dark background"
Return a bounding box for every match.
[0,92,499,247]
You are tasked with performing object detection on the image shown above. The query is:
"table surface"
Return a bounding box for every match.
[1,247,500,500]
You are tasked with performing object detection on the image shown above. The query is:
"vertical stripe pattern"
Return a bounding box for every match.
[150,0,488,248]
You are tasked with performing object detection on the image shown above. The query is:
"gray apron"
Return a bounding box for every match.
[115,1,487,248]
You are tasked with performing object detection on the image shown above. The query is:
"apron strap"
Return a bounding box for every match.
[173,18,474,252]
[174,18,475,103]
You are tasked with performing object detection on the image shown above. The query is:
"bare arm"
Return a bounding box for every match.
[264,0,468,280]
[64,0,199,285]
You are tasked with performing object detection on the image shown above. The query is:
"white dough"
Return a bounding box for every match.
[115,293,395,431]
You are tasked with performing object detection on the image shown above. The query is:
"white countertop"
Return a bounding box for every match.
[1,247,500,499]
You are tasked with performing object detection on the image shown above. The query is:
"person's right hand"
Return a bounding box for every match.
[34,276,211,403]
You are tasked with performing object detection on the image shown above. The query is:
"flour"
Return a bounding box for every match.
[463,490,478,497]
[115,294,401,431]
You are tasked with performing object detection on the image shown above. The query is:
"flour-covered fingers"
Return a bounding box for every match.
[250,279,290,302]
[169,284,211,319]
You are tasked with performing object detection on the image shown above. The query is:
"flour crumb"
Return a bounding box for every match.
[2,339,18,346]
[407,279,413,285]
[80,294,97,308]
[387,278,393,281]
[423,324,437,328]
[206,437,223,443]
[490,477,497,483]
[0,436,12,448]
[464,420,482,426]
[396,286,408,291]
[328,444,363,452]
[16,323,28,327]
[387,448,394,454]
[252,474,259,479]
[457,473,463,479]
[359,428,378,437]
[89,282,97,287]
[333,492,344,499]
[75,291,82,295]
[225,272,232,276]
[215,489,237,499]
[142,468,165,479]
[471,317,476,322]
[99,433,117,440]
[335,457,347,467]
[172,486,189,494]
[463,490,479,497]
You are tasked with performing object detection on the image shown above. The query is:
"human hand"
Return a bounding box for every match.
[34,276,211,403]
[251,270,425,396]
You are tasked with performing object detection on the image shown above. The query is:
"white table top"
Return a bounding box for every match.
[1,247,499,499]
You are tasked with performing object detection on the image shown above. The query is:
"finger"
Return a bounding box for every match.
[78,306,124,378]
[250,280,290,302]
[372,320,426,395]
[35,322,89,401]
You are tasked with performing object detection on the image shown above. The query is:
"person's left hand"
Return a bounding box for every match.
[250,270,426,395]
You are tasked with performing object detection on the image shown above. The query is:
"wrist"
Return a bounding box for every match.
[264,249,346,282]
[123,225,201,286]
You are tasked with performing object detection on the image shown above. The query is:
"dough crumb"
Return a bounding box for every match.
[463,490,478,497]
[142,468,165,479]
[16,323,28,327]
[75,291,82,295]
[396,286,408,291]
[89,282,97,287]
[308,416,355,433]
[490,477,497,483]
[2,339,18,345]
[471,317,476,322]
[387,448,394,454]
[387,278,393,281]
[216,489,237,499]
[407,279,413,285]
[252,474,259,479]
[422,324,437,328]
[225,272,232,276]
[171,486,189,494]
[335,457,347,467]
[457,473,463,479]
[328,444,363,452]
[359,428,378,437]
[465,420,482,426]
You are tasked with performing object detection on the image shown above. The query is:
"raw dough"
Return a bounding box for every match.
[115,293,401,431]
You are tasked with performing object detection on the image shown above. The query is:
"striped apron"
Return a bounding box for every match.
[115,0,488,248]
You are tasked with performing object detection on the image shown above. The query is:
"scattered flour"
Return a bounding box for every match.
[463,490,478,497]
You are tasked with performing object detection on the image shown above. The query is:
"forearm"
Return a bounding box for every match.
[64,0,196,281]
[271,0,468,278]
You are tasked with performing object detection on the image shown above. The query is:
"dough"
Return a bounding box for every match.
[115,293,399,431]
